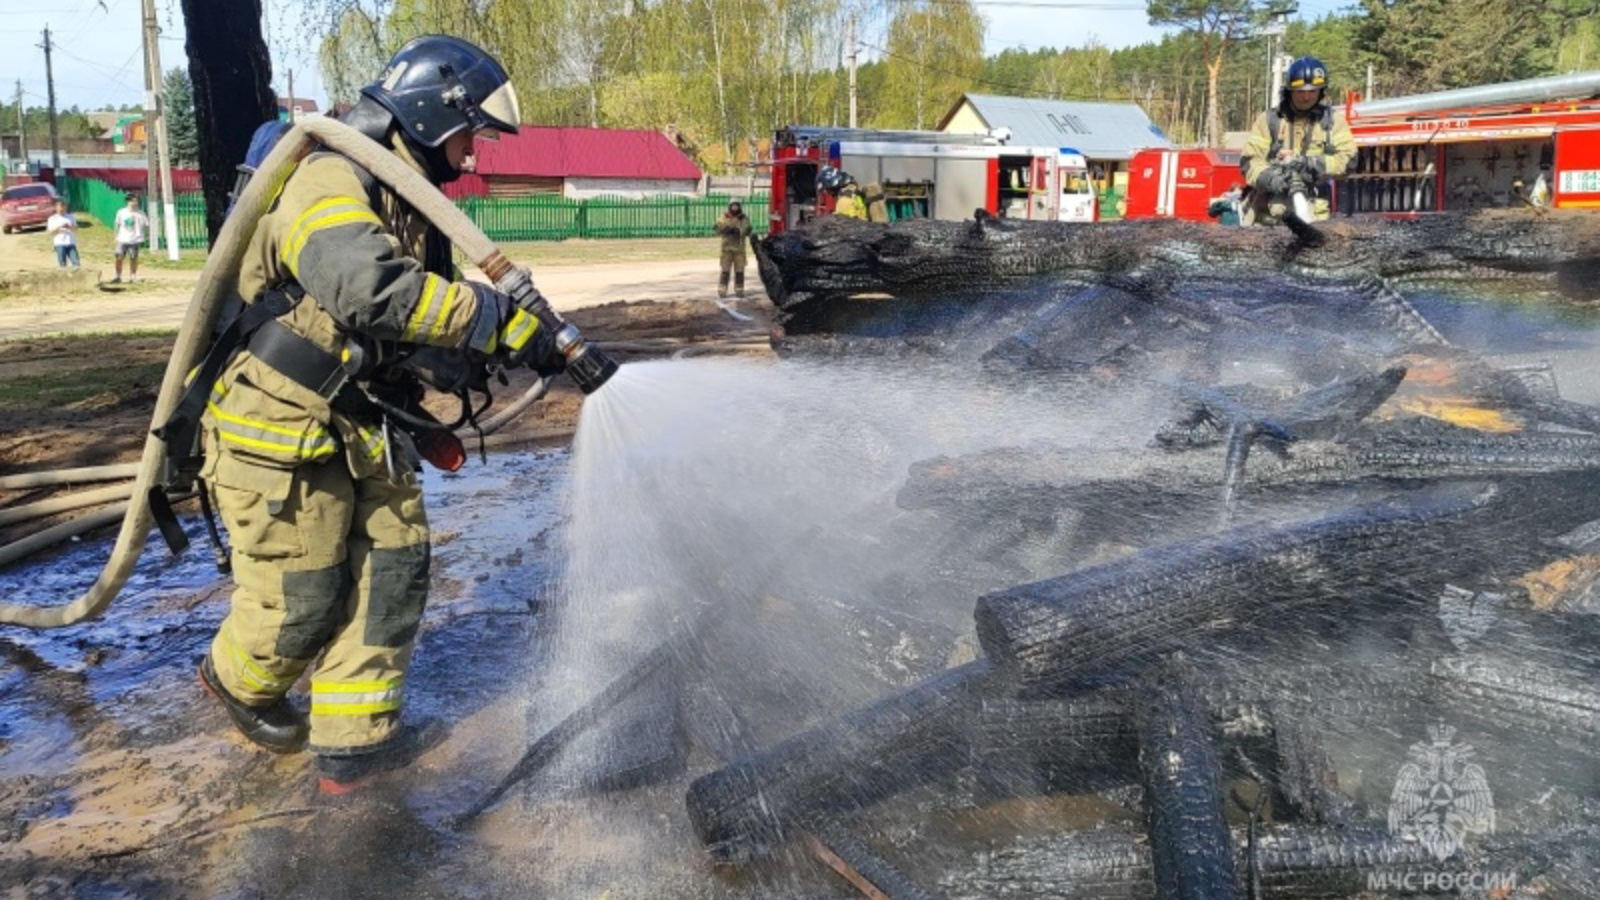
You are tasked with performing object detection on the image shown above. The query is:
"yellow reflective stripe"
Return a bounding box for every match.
[221,634,295,693]
[352,422,385,462]
[281,196,382,276]
[206,401,337,460]
[402,274,453,343]
[500,308,536,352]
[310,678,403,716]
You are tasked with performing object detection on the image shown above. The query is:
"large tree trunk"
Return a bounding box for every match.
[179,0,277,245]
[754,213,1600,333]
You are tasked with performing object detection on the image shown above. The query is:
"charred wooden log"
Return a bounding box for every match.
[899,427,1600,546]
[684,660,996,852]
[756,212,1600,330]
[970,690,1138,799]
[1157,367,1407,451]
[1266,708,1357,828]
[1136,663,1237,900]
[1430,651,1600,750]
[973,485,1492,694]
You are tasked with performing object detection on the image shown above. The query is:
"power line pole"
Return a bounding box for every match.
[286,69,295,123]
[846,15,858,129]
[1366,62,1375,100]
[13,81,26,175]
[40,27,61,176]
[140,2,159,251]
[141,0,179,260]
[1262,3,1294,108]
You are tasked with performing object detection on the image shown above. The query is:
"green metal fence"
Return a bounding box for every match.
[60,177,769,246]
[57,177,211,249]
[458,192,769,241]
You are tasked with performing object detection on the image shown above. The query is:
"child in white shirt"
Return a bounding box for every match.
[46,199,80,269]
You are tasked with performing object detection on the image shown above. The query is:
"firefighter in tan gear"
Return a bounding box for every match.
[1241,55,1356,226]
[715,199,752,298]
[195,35,566,795]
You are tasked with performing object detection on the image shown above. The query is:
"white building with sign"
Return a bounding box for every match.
[937,94,1172,203]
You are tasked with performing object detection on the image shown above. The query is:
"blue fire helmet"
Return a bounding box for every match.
[361,35,521,149]
[817,165,853,193]
[1286,56,1329,93]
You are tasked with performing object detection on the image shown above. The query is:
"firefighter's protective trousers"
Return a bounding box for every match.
[205,445,428,753]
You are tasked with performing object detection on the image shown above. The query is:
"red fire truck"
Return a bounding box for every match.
[767,126,1097,233]
[1123,148,1244,222]
[1340,72,1600,215]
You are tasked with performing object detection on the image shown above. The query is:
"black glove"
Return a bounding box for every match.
[1302,155,1327,179]
[464,283,565,377]
[1257,164,1290,194]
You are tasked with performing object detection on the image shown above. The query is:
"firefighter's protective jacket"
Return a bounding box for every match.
[834,190,869,220]
[715,212,751,258]
[1241,104,1356,190]
[205,134,490,480]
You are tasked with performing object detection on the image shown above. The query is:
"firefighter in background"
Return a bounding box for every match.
[818,165,869,219]
[195,35,566,795]
[1241,55,1356,225]
[715,199,752,299]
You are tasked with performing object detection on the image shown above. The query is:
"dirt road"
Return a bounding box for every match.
[0,257,729,341]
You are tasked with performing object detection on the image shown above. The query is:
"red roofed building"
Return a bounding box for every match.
[445,126,703,200]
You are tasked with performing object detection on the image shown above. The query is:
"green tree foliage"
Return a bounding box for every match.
[163,67,201,167]
[875,0,984,129]
[1353,0,1597,96]
[1147,0,1263,145]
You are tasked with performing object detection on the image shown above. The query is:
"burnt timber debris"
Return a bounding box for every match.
[470,214,1600,899]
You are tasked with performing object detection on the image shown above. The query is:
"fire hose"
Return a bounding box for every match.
[0,116,616,629]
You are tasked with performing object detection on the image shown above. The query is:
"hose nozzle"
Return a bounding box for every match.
[496,266,620,395]
[553,323,619,395]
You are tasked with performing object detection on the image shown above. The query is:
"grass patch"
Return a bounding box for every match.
[0,360,167,411]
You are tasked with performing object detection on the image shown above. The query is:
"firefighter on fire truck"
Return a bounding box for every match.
[1241,55,1357,226]
[818,166,869,220]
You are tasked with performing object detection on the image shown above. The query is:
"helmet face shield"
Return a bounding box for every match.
[475,80,520,136]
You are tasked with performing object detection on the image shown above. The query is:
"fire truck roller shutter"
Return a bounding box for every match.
[935,158,990,221]
[880,156,936,185]
[839,155,883,187]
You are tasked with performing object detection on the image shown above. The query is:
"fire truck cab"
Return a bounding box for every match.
[768,126,1097,233]
[1342,73,1600,215]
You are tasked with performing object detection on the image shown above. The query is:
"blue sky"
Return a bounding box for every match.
[2,0,1352,115]
[1,0,325,113]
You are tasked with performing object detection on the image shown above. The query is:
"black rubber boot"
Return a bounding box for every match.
[198,655,308,754]
[315,721,446,796]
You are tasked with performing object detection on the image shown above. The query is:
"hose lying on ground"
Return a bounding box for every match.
[0,483,134,529]
[0,463,139,492]
[0,116,582,628]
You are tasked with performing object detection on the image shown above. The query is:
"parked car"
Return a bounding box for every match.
[0,182,61,234]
